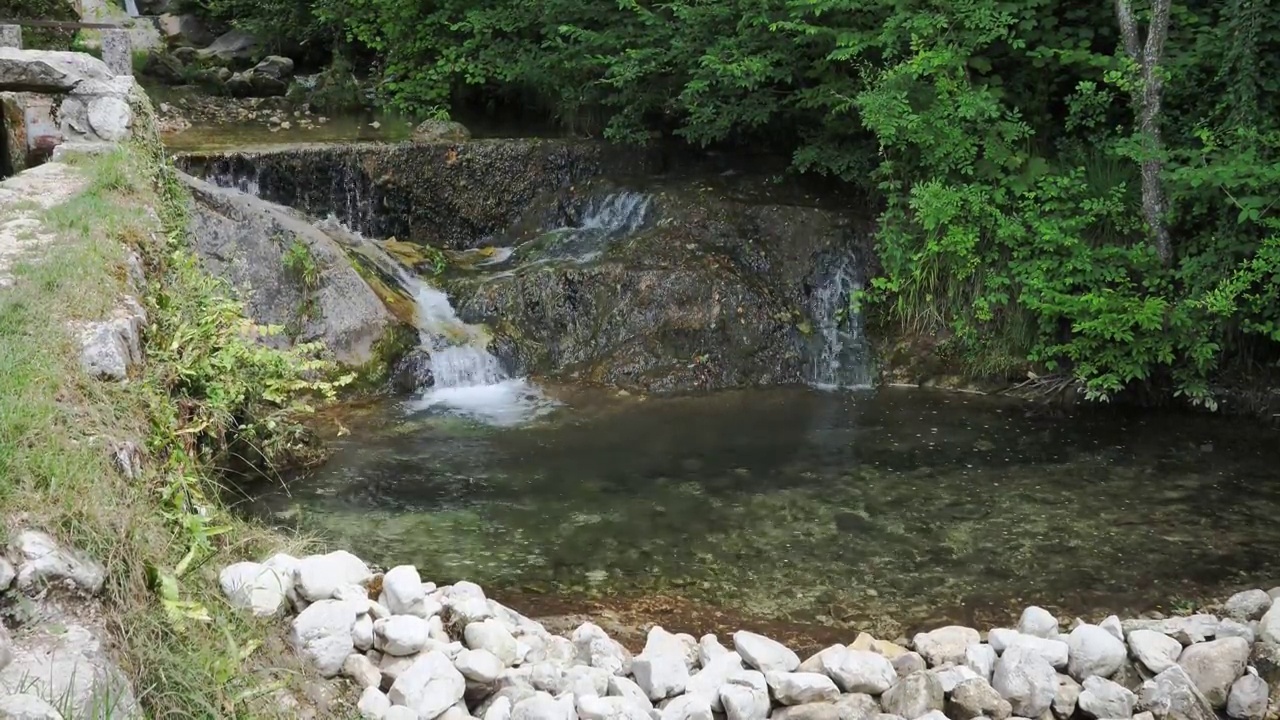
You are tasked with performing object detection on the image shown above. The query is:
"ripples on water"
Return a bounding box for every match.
[241,386,1280,635]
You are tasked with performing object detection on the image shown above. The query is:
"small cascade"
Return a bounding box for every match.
[524,191,654,264]
[325,218,556,425]
[805,251,874,390]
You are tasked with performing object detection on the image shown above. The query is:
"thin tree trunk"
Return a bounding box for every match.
[1115,0,1173,266]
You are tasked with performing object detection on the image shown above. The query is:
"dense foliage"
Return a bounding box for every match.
[205,0,1280,404]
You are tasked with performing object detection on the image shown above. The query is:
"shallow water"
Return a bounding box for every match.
[240,387,1280,637]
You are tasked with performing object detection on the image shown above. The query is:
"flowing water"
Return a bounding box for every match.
[243,386,1280,639]
[805,251,873,389]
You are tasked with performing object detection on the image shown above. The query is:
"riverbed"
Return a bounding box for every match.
[237,384,1280,642]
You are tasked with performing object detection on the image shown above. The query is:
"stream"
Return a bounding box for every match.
[171,123,1280,645]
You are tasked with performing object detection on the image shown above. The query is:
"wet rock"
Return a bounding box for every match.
[948,677,1012,720]
[573,622,632,675]
[1225,590,1272,622]
[391,348,434,393]
[0,693,64,719]
[1176,636,1249,708]
[12,530,105,595]
[0,622,139,718]
[1139,665,1216,720]
[289,599,360,676]
[767,671,840,705]
[1129,630,1183,674]
[1077,675,1136,719]
[390,650,466,718]
[991,644,1056,719]
[823,649,897,694]
[219,561,288,616]
[180,173,402,368]
[966,643,998,682]
[893,653,927,678]
[1067,624,1126,681]
[913,627,981,668]
[227,56,294,98]
[880,671,943,720]
[1017,608,1059,639]
[414,119,472,142]
[1051,674,1080,720]
[734,631,800,673]
[721,682,770,720]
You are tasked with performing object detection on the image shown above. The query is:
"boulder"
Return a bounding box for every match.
[912,627,980,668]
[180,173,403,368]
[1215,619,1255,645]
[721,682,770,720]
[1129,630,1185,674]
[0,49,114,93]
[948,677,1012,720]
[289,600,361,676]
[219,561,287,616]
[893,653,927,678]
[383,565,428,616]
[1017,608,1059,639]
[465,619,519,667]
[700,635,731,666]
[933,665,981,693]
[686,651,747,710]
[987,629,1018,655]
[1099,616,1124,643]
[1257,602,1280,645]
[1138,665,1216,720]
[660,694,713,720]
[1224,590,1271,622]
[966,643,998,682]
[1077,675,1136,719]
[0,622,139,718]
[823,649,897,694]
[772,704,842,720]
[991,644,1056,718]
[456,648,504,684]
[386,707,420,720]
[1225,673,1268,720]
[353,615,375,652]
[1051,674,1080,720]
[344,653,382,689]
[633,626,692,699]
[389,651,466,718]
[1123,616,1220,646]
[12,530,105,594]
[880,671,943,720]
[734,631,800,673]
[834,693,881,720]
[767,671,840,705]
[573,623,632,676]
[608,676,654,710]
[1176,636,1249,708]
[1066,624,1126,681]
[1005,635,1068,671]
[196,29,262,66]
[295,551,372,603]
[358,686,392,719]
[375,616,431,656]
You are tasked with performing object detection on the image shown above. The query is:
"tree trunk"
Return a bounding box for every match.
[1115,0,1173,266]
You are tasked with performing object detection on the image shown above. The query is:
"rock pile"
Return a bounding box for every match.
[219,552,1280,720]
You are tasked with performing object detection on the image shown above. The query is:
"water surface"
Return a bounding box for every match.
[241,387,1280,637]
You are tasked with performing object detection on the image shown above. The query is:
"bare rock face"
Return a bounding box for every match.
[0,622,140,718]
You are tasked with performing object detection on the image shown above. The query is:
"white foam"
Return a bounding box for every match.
[406,379,559,427]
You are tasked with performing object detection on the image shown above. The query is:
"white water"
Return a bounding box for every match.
[806,252,874,390]
[329,220,557,426]
[518,191,653,264]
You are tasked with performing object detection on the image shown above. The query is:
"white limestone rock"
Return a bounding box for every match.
[720,681,770,720]
[1017,607,1059,639]
[467,619,519,667]
[1226,672,1268,720]
[0,693,64,720]
[913,626,980,667]
[456,648,504,684]
[384,565,431,616]
[608,676,654,711]
[1099,616,1124,644]
[948,677,1012,720]
[1077,675,1136,719]
[766,671,840,705]
[11,530,105,594]
[345,653,383,689]
[823,648,897,694]
[1139,665,1216,720]
[376,616,431,657]
[219,561,288,616]
[660,693,713,720]
[296,551,372,602]
[1176,636,1249,708]
[389,651,466,719]
[1005,635,1068,671]
[1215,619,1256,645]
[1051,673,1080,720]
[1129,629,1183,674]
[965,643,998,682]
[734,630,800,673]
[1224,590,1272,622]
[987,629,1018,655]
[354,614,376,653]
[573,623,632,676]
[288,599,361,677]
[934,665,981,693]
[1066,624,1125,681]
[686,651,746,711]
[485,697,514,720]
[881,670,943,720]
[633,626,691,700]
[991,644,1056,719]
[1257,602,1280,645]
[577,695,652,720]
[699,635,730,666]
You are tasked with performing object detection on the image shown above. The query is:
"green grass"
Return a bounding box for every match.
[0,133,337,716]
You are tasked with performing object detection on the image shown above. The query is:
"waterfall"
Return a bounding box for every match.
[805,251,874,390]
[526,191,654,263]
[327,219,556,425]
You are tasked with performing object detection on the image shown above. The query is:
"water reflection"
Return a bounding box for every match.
[239,388,1280,634]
